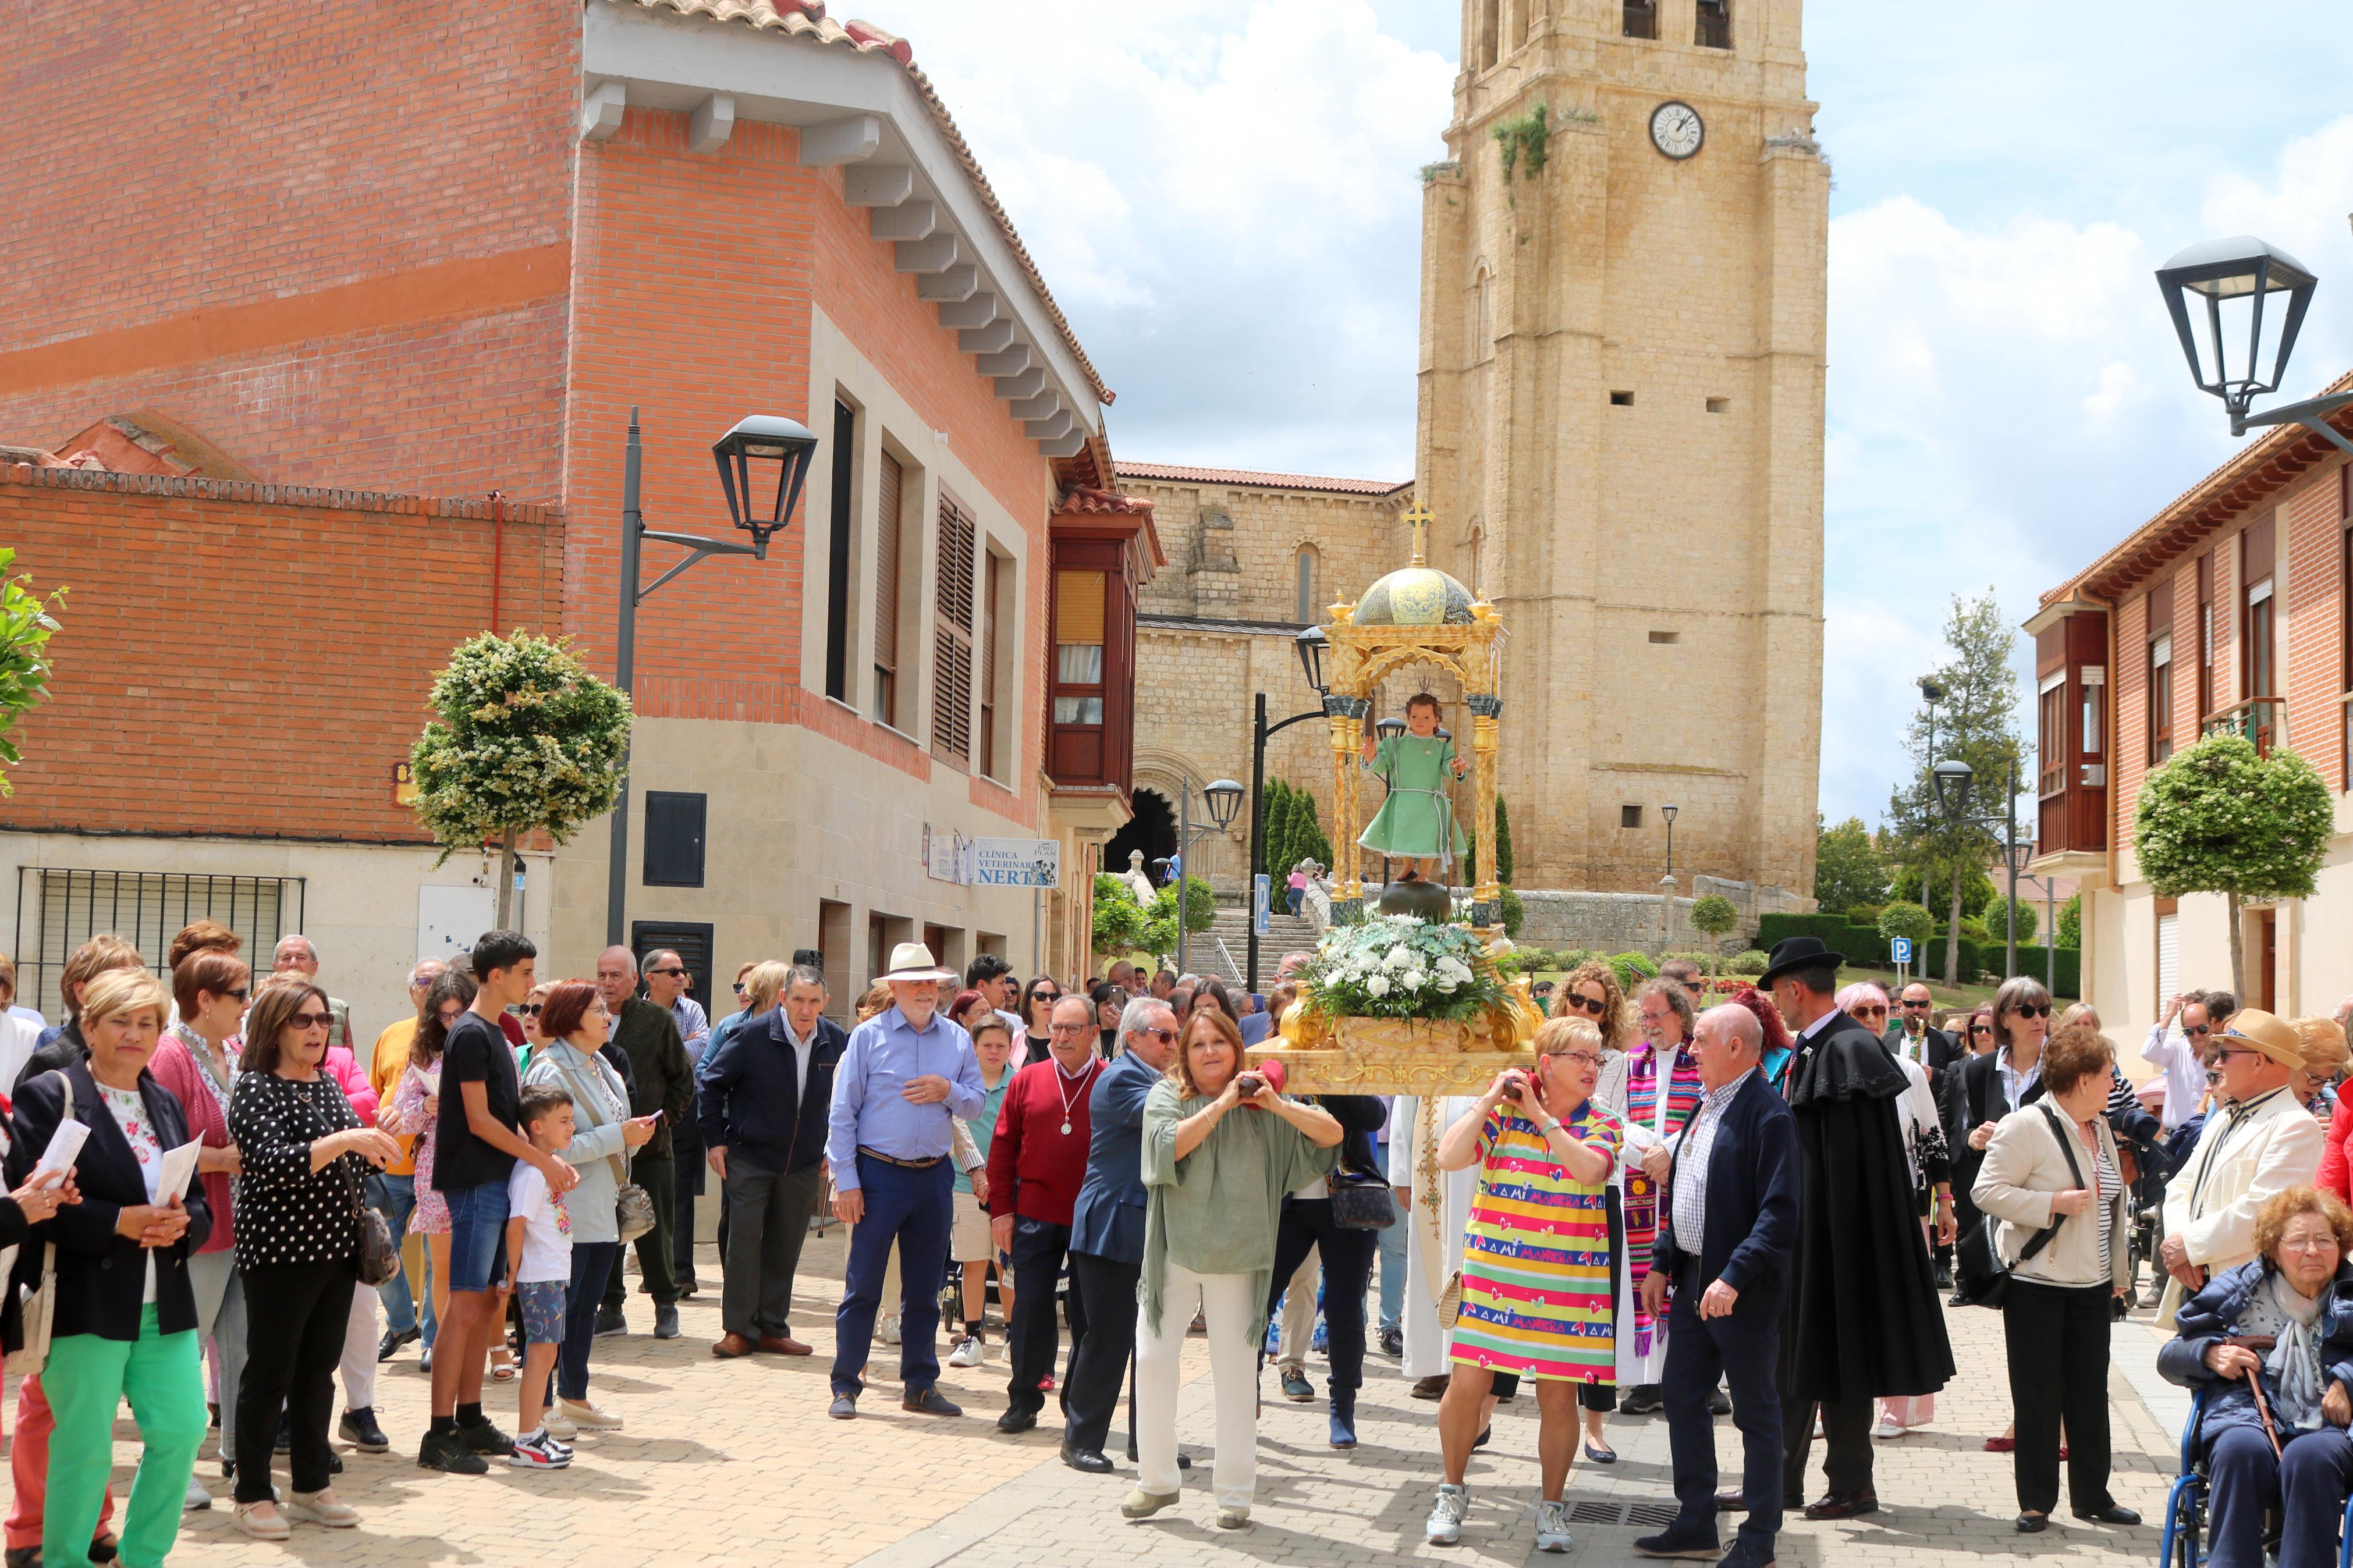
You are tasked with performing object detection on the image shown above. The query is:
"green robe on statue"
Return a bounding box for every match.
[1358,734,1468,865]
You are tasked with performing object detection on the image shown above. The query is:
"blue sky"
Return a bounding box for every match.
[878,0,2353,833]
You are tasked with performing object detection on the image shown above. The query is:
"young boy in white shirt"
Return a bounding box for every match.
[506,1084,577,1469]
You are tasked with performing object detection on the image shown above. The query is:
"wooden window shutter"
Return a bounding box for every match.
[874,454,903,678]
[932,489,976,766]
[981,552,1000,778]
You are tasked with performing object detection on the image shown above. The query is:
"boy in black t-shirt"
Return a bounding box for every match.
[420,931,580,1475]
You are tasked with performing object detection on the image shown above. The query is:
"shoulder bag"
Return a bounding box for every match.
[6,1071,71,1375]
[1954,1101,2082,1310]
[552,1051,655,1244]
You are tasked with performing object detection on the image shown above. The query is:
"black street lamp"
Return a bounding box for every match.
[1243,631,1342,990]
[1202,780,1245,831]
[1930,756,2029,983]
[2157,236,2353,457]
[607,410,819,945]
[1917,675,1946,915]
[1661,802,1679,881]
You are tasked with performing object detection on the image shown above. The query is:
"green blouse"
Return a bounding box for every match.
[1140,1080,1338,1348]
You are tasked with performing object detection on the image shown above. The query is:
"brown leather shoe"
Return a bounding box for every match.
[1411,1375,1451,1400]
[758,1335,813,1356]
[712,1333,756,1359]
[1802,1491,1879,1521]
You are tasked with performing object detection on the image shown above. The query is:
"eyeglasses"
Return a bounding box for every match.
[2011,1003,2052,1019]
[288,1011,333,1030]
[520,1004,544,1016]
[1901,998,1931,1009]
[1048,1022,1092,1036]
[2213,1044,2267,1063]
[218,988,249,1003]
[1134,1027,1179,1045]
[1852,1005,1889,1021]
[732,984,747,997]
[1545,1051,1603,1068]
[2183,1023,2212,1036]
[1560,994,1609,1016]
[1969,1023,1993,1036]
[1034,991,1062,1003]
[649,967,687,978]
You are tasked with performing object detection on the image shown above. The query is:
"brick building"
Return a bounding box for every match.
[0,1,1158,1026]
[2031,372,2353,1034]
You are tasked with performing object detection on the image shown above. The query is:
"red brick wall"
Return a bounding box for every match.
[2112,592,2147,855]
[2286,471,2344,785]
[0,465,558,841]
[562,109,1051,816]
[0,0,577,502]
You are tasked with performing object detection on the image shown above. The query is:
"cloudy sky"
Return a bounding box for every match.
[881,0,2353,830]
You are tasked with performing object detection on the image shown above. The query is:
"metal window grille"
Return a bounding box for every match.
[13,870,303,1023]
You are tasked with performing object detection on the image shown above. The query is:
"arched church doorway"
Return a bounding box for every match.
[1105,787,1176,885]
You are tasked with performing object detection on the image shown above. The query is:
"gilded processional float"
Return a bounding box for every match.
[1259,503,1543,1100]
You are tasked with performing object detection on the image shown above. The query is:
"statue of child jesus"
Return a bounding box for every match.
[1357,692,1470,883]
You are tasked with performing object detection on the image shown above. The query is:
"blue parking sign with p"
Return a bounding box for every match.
[1890,937,1913,964]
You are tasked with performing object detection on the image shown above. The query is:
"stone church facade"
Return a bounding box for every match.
[1125,0,1828,920]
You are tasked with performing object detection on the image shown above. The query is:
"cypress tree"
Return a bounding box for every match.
[1495,796,1516,884]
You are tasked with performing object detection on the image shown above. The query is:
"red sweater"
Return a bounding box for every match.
[985,1056,1106,1226]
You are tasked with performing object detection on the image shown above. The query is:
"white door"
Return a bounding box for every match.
[418,885,496,967]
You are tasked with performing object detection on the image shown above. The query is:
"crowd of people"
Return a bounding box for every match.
[5,919,2353,1566]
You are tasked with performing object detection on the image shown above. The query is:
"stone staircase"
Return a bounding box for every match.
[1185,905,1323,988]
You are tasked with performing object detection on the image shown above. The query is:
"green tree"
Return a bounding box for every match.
[1688,894,1738,942]
[1878,901,1934,947]
[2135,733,2333,997]
[409,631,633,929]
[1890,863,1996,920]
[1142,874,1218,955]
[1494,796,1516,884]
[0,550,65,796]
[1092,874,1151,958]
[2056,893,2082,949]
[1990,895,2038,948]
[1813,815,1890,913]
[1262,779,1294,881]
[1884,592,2026,984]
[1296,784,1334,869]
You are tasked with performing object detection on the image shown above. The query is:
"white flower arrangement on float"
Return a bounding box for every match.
[1296,915,1507,1022]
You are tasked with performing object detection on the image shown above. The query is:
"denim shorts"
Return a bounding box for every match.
[444,1181,512,1293]
[517,1279,567,1345]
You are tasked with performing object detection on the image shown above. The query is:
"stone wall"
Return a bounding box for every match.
[1513,873,1803,954]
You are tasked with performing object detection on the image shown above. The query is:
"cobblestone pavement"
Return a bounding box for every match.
[8,1231,2195,1567]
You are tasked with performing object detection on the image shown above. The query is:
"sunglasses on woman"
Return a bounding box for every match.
[1560,994,1609,1016]
[2010,1002,2052,1019]
[520,1003,544,1016]
[1969,1023,1992,1036]
[288,1011,334,1030]
[1852,1005,1888,1021]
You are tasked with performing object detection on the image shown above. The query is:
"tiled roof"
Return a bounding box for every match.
[2043,366,2353,605]
[1115,461,1412,497]
[1057,485,1153,517]
[619,0,1113,406]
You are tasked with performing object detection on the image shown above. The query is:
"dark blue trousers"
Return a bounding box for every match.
[1664,1263,1783,1557]
[831,1154,954,1398]
[2206,1424,2353,1568]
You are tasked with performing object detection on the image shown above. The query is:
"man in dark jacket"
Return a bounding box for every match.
[1764,936,1954,1521]
[1059,997,1183,1473]
[595,946,694,1339]
[1633,1001,1800,1568]
[700,964,842,1359]
[12,934,144,1093]
[1883,983,1957,1081]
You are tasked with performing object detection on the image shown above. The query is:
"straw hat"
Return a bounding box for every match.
[874,943,957,985]
[2216,1008,2303,1069]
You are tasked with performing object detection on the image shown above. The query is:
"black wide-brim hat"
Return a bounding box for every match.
[1756,935,1844,989]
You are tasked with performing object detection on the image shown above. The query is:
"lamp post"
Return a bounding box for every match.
[1930,756,2027,983]
[2156,236,2353,457]
[1660,803,1680,951]
[1168,778,1243,978]
[607,411,818,945]
[1917,676,1946,916]
[1241,627,1340,990]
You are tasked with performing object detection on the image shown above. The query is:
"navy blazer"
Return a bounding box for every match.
[695,1010,846,1174]
[8,1055,211,1340]
[1069,1048,1161,1265]
[1652,1069,1800,1312]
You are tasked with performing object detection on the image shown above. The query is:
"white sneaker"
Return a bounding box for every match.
[881,1316,902,1346]
[557,1396,624,1431]
[946,1335,984,1368]
[284,1489,359,1528]
[509,1430,572,1469]
[542,1408,577,1441]
[184,1471,214,1510]
[1534,1498,1574,1553]
[1873,1417,1906,1439]
[1426,1482,1469,1545]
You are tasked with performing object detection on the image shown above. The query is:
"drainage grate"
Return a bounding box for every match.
[1627,1503,1683,1528]
[1562,1501,1687,1528]
[1567,1503,1621,1524]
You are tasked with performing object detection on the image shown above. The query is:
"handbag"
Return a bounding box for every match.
[552,1052,655,1244]
[5,1071,69,1376]
[356,1201,400,1286]
[1954,1102,2084,1310]
[1329,1168,1398,1231]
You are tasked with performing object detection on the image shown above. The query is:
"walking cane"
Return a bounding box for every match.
[2227,1335,2284,1459]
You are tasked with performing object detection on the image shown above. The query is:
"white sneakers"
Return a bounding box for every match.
[1872,1417,1907,1439]
[1426,1483,1469,1545]
[881,1316,903,1346]
[542,1407,579,1441]
[284,1489,359,1529]
[557,1396,624,1431]
[233,1502,290,1541]
[510,1430,573,1469]
[183,1472,213,1511]
[1533,1499,1574,1553]
[947,1335,985,1368]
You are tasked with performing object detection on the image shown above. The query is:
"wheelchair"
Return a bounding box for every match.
[2159,1388,2353,1568]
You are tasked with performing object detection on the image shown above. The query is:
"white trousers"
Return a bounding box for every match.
[1136,1263,1259,1509]
[339,1280,378,1411]
[1275,1249,1319,1371]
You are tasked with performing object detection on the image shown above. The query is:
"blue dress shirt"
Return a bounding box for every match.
[825,1004,984,1190]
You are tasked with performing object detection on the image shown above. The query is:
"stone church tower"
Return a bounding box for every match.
[1416,0,1827,900]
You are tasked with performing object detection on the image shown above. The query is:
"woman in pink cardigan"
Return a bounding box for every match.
[150,949,251,1507]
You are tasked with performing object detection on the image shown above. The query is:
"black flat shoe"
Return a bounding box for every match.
[2016,1513,2048,1533]
[1472,1425,1492,1450]
[1122,1444,1191,1468]
[2072,1505,2141,1526]
[1584,1442,1619,1463]
[1061,1442,1115,1474]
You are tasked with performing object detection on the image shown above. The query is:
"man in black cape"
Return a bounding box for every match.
[1762,936,1953,1519]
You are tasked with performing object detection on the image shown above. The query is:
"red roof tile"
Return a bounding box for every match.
[1114,461,1411,497]
[1057,485,1153,516]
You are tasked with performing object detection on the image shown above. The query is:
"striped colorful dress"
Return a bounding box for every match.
[1616,1042,1705,1381]
[1450,1098,1622,1382]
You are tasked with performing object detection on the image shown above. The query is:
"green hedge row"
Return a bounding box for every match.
[1754,914,2080,997]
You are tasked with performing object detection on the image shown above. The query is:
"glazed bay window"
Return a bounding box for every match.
[2149,631,2174,764]
[2038,676,2065,797]
[1054,570,1106,727]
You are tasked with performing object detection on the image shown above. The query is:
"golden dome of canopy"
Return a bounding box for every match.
[1348,501,1474,626]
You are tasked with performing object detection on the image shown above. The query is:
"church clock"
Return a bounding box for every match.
[1649,100,1703,160]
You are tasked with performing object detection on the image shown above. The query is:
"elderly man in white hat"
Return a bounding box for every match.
[2157,1007,2326,1326]
[825,943,985,1420]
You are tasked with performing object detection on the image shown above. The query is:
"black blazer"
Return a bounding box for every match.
[1652,1071,1800,1313]
[8,1057,210,1340]
[695,1010,846,1173]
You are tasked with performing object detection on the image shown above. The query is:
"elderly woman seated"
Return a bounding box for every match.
[2159,1186,2353,1568]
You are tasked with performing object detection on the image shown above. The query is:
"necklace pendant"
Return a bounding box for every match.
[1060,1120,1073,1136]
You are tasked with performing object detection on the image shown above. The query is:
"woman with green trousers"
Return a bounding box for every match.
[9,967,211,1568]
